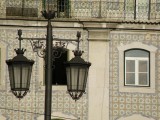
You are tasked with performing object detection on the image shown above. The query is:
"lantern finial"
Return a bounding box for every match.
[14,48,26,55]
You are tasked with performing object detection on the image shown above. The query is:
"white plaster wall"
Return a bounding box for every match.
[88,41,109,120]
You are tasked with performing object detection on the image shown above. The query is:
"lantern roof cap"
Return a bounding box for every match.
[6,48,34,64]
[65,50,91,66]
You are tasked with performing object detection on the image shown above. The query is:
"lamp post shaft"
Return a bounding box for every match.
[44,19,53,120]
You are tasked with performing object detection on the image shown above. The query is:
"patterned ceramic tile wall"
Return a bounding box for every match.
[0,28,88,120]
[0,0,6,17]
[109,32,160,120]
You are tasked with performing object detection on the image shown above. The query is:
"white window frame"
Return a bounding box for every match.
[125,57,149,86]
[117,42,157,93]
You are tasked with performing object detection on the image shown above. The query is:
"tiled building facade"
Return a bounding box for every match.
[0,0,160,120]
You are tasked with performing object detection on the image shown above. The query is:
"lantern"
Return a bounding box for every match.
[65,50,91,101]
[6,48,34,99]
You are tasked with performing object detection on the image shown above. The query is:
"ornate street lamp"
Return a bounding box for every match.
[6,12,91,120]
[6,30,34,99]
[65,32,91,101]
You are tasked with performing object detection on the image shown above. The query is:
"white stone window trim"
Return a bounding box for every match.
[117,42,157,93]
[0,44,6,91]
[125,57,149,86]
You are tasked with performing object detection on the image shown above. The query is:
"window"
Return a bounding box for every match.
[125,0,149,19]
[44,48,68,85]
[124,49,150,86]
[58,0,65,12]
[38,48,70,91]
[6,0,38,17]
[42,0,69,18]
[117,42,157,93]
[52,48,68,85]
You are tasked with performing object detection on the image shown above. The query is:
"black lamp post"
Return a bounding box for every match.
[6,11,91,120]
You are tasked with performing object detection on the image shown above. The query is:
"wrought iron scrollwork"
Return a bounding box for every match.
[29,39,46,58]
[17,29,82,59]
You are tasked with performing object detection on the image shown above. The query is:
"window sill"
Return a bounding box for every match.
[119,86,155,93]
[38,83,67,91]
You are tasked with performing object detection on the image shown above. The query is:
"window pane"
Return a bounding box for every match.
[139,60,148,72]
[139,73,148,85]
[125,0,135,11]
[157,0,160,11]
[126,60,135,72]
[136,0,149,12]
[106,0,119,10]
[125,49,149,57]
[126,73,135,85]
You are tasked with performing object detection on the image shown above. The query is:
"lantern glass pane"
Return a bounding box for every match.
[8,65,14,89]
[66,66,89,92]
[78,67,88,91]
[27,65,32,88]
[22,64,31,89]
[70,66,79,90]
[66,67,71,90]
[13,64,21,89]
